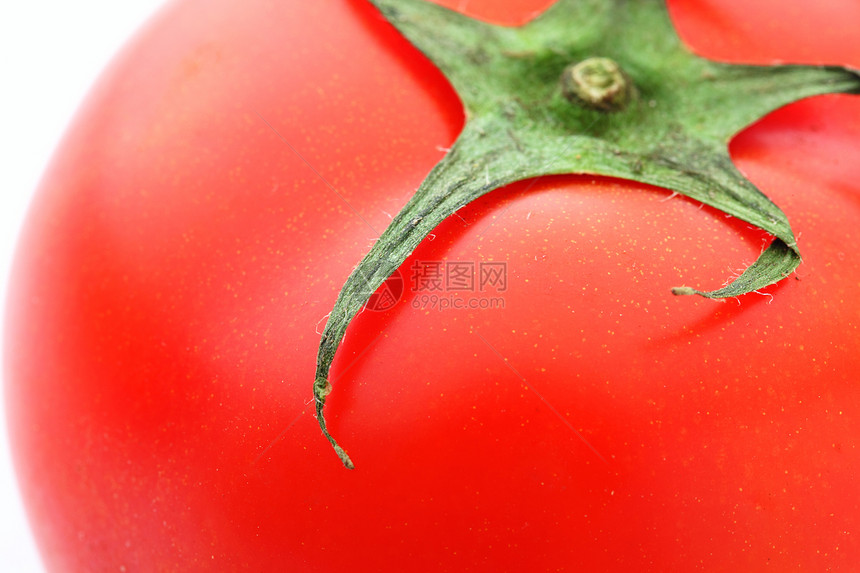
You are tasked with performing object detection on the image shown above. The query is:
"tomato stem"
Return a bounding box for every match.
[561,57,636,112]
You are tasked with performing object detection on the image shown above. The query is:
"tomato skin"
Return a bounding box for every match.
[4,0,860,571]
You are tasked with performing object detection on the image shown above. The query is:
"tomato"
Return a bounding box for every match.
[5,0,859,570]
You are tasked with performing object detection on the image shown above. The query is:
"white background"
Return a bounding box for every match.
[1,1,165,570]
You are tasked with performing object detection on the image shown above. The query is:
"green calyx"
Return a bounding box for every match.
[313,0,860,468]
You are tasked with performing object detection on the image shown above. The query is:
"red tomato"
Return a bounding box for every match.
[5,0,860,570]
